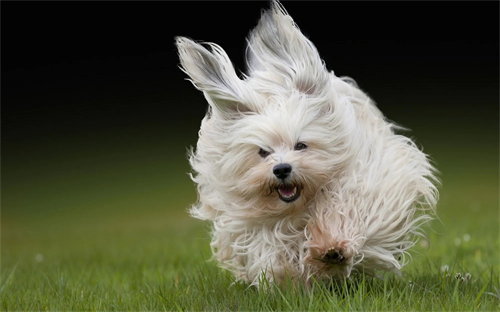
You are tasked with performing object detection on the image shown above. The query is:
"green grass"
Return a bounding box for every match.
[2,129,499,311]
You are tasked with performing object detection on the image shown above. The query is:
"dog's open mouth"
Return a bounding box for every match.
[276,185,301,203]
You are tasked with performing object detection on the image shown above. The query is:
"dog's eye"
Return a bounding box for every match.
[294,142,307,151]
[258,148,271,158]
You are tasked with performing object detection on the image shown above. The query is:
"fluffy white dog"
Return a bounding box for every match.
[176,1,438,288]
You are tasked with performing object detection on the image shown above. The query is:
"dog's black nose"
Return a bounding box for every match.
[273,163,292,180]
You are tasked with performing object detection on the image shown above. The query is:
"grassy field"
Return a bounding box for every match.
[2,1,498,309]
[2,123,499,311]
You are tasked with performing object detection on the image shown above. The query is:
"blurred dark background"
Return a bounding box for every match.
[2,2,498,229]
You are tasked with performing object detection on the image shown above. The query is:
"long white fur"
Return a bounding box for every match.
[175,0,438,288]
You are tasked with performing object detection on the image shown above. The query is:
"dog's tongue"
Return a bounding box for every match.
[279,185,295,197]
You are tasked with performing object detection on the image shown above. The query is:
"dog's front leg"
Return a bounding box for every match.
[304,216,358,279]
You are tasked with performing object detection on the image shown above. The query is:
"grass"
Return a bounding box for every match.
[2,128,499,311]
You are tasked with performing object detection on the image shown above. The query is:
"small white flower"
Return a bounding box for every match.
[463,234,471,242]
[35,254,44,263]
[441,264,449,272]
[464,273,471,282]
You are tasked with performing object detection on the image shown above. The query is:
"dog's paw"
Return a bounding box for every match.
[306,240,354,277]
[305,221,356,277]
[321,245,348,265]
[315,241,352,265]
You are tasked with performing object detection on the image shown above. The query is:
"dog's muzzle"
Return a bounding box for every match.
[273,163,301,203]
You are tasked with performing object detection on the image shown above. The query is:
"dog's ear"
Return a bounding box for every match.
[246,1,329,95]
[176,37,259,117]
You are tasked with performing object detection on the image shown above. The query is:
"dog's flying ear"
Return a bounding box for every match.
[176,37,259,117]
[246,1,329,95]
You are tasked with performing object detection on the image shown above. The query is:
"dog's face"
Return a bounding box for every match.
[177,2,356,214]
[223,95,340,210]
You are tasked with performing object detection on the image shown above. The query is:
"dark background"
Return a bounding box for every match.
[2,1,498,224]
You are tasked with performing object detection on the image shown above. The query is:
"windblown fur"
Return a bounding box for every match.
[175,1,438,288]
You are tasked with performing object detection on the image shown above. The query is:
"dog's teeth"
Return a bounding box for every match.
[278,186,297,198]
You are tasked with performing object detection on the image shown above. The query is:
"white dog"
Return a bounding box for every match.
[176,1,438,288]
